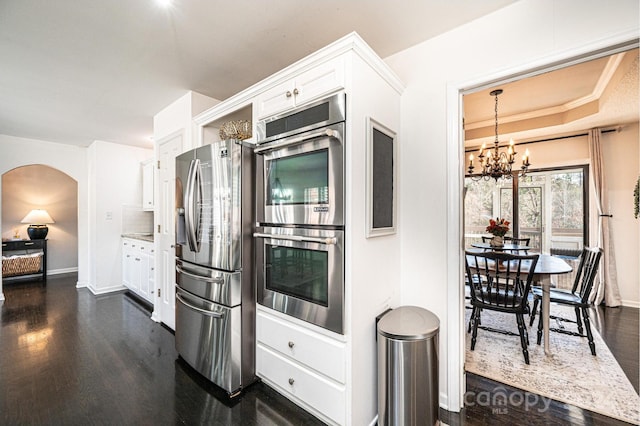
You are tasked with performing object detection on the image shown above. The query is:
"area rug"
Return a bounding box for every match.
[465,306,640,424]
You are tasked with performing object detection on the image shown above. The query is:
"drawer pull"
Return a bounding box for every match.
[288,378,295,386]
[288,341,295,349]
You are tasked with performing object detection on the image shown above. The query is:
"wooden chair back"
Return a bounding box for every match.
[464,250,539,313]
[571,247,603,303]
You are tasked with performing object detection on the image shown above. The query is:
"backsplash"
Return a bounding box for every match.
[122,205,153,234]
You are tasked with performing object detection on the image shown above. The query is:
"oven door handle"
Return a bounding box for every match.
[253,232,337,245]
[176,265,225,284]
[254,128,339,154]
[176,293,224,318]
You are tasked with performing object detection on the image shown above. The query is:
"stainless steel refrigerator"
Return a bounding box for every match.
[174,139,256,397]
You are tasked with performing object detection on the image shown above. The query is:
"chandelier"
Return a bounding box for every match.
[467,89,530,181]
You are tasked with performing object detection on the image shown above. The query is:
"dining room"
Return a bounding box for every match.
[461,47,639,424]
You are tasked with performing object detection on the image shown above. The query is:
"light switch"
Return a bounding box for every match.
[105,211,113,220]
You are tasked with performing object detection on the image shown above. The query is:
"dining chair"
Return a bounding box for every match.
[529,246,603,355]
[465,250,539,364]
[504,236,531,253]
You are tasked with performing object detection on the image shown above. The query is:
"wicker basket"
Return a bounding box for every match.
[2,252,43,277]
[219,120,252,140]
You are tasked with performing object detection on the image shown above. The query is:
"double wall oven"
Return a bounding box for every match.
[254,92,346,334]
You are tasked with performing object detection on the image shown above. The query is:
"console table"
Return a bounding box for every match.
[1,239,47,281]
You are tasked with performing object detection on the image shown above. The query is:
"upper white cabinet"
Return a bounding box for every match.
[256,56,345,119]
[142,160,154,211]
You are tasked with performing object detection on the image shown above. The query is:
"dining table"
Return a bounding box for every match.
[471,242,532,252]
[466,253,573,355]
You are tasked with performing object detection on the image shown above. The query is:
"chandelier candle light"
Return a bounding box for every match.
[467,89,531,181]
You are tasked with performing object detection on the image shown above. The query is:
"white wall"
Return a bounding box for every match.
[385,0,639,411]
[153,91,219,148]
[87,140,153,295]
[0,134,88,298]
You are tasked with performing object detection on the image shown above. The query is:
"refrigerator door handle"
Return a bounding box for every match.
[185,159,201,252]
[176,293,224,318]
[176,265,225,284]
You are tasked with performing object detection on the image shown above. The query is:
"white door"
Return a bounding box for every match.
[156,132,183,330]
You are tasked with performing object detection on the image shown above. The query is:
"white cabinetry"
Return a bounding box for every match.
[142,160,154,211]
[256,309,346,426]
[193,32,403,425]
[122,238,155,304]
[256,56,345,119]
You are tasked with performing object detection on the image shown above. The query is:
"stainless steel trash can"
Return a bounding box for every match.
[377,306,440,426]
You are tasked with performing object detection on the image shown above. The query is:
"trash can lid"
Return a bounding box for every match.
[378,306,440,340]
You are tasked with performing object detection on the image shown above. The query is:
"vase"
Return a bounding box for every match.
[490,235,504,247]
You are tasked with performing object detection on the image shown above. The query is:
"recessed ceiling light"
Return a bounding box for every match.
[156,0,172,8]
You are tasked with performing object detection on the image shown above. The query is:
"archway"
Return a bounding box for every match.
[1,162,81,299]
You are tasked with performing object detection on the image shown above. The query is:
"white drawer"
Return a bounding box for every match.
[257,344,345,426]
[137,241,154,254]
[257,311,346,383]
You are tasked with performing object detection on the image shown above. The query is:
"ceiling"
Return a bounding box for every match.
[0,0,517,148]
[464,48,639,149]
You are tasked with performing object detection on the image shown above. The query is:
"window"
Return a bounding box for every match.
[464,166,588,253]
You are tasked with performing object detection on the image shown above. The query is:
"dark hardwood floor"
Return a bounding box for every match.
[0,274,324,425]
[1,273,637,425]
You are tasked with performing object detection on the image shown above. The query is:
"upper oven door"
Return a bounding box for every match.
[255,122,344,226]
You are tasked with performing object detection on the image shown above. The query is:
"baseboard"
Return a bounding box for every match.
[48,267,78,276]
[87,283,127,295]
[621,299,640,309]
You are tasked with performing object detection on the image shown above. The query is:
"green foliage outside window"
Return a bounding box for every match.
[634,176,639,219]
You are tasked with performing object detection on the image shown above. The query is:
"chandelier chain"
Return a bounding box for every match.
[467,89,531,182]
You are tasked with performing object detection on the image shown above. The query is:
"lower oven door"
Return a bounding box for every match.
[175,288,241,394]
[254,226,344,334]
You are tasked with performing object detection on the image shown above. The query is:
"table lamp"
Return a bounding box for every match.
[21,209,55,240]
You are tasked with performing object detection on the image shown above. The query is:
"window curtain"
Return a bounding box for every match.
[588,128,622,307]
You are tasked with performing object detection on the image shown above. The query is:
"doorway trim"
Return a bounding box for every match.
[445,31,639,410]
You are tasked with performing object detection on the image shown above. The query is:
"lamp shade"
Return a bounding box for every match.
[21,209,55,224]
[21,209,55,240]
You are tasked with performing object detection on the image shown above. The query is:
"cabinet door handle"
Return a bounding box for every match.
[288,378,295,386]
[288,341,295,349]
[286,90,292,98]
[293,88,299,95]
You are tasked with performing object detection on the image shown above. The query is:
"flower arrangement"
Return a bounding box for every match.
[486,217,510,237]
